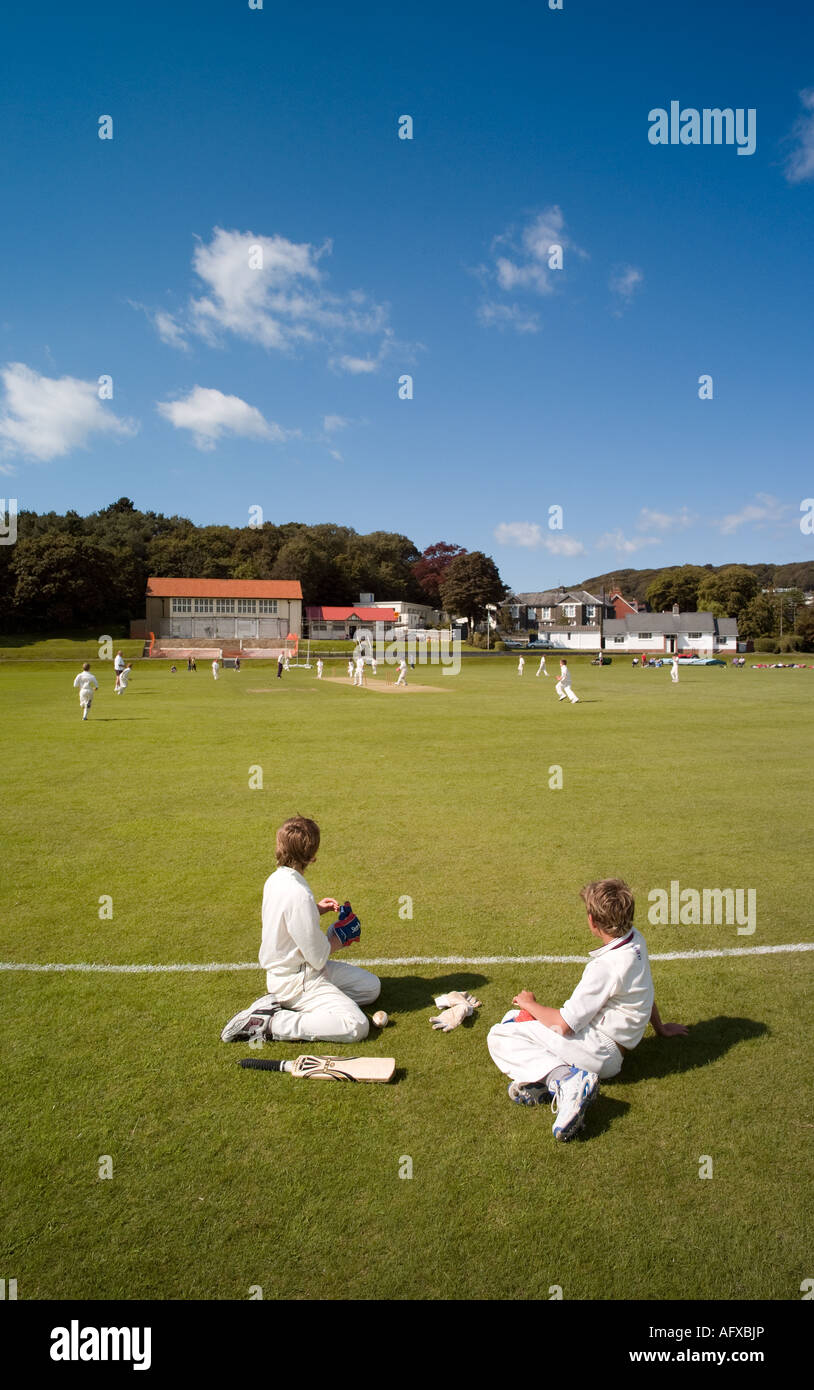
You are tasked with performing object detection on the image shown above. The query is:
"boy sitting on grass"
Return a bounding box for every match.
[487,879,688,1142]
[221,815,381,1046]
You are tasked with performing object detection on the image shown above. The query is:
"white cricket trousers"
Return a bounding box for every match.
[264,960,381,1043]
[556,679,578,703]
[487,1011,623,1084]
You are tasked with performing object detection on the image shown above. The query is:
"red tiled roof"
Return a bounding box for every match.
[307,606,398,623]
[147,578,302,599]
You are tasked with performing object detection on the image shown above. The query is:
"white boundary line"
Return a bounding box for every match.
[1,943,812,973]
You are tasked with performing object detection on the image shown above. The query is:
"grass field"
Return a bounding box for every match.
[1,651,812,1302]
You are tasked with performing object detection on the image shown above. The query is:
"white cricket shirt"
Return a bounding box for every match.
[259,866,330,994]
[559,927,654,1050]
[73,671,98,698]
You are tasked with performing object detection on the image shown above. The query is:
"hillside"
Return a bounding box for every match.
[579,562,814,607]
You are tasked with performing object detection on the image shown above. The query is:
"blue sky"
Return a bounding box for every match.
[1,0,812,591]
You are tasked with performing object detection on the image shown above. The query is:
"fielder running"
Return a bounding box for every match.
[536,655,548,677]
[487,879,688,1141]
[556,658,579,703]
[221,816,381,1045]
[115,662,132,694]
[73,663,98,721]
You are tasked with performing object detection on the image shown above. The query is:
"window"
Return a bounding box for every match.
[237,599,256,614]
[216,599,234,614]
[542,607,552,619]
[637,632,653,640]
[259,599,278,614]
[563,604,576,617]
[527,607,536,622]
[687,631,702,640]
[172,598,191,613]
[586,606,596,620]
[614,636,625,644]
[194,598,213,613]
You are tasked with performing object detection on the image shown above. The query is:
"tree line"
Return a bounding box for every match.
[0,500,508,633]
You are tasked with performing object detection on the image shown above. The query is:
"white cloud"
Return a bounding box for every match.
[478,207,585,331]
[331,354,378,375]
[323,414,350,433]
[784,88,814,183]
[597,529,659,554]
[148,228,395,371]
[477,302,540,333]
[156,385,293,452]
[716,493,790,535]
[638,506,694,531]
[0,362,137,462]
[609,264,644,301]
[154,311,189,351]
[494,522,585,555]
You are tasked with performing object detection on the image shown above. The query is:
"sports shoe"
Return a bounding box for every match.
[220,995,280,1043]
[508,1080,552,1106]
[551,1067,599,1141]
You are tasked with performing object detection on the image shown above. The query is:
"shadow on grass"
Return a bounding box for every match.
[379,973,490,1013]
[606,1015,768,1088]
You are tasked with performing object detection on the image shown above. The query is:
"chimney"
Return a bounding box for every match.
[672,603,679,615]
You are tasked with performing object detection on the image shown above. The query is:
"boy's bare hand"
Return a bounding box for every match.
[658,1021,689,1037]
[317,897,341,915]
[512,990,536,1007]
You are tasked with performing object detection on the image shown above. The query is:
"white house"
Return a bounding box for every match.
[603,612,738,654]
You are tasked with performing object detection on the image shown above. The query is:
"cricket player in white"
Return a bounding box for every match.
[556,659,579,703]
[536,655,548,677]
[316,659,324,679]
[354,655,365,687]
[221,817,381,1045]
[487,880,687,1141]
[671,657,679,683]
[73,663,98,720]
[347,659,354,679]
[212,659,219,680]
[117,663,132,693]
[518,656,525,676]
[113,650,125,691]
[395,658,407,686]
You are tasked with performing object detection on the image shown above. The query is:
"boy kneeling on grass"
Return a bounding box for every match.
[487,879,688,1142]
[221,816,381,1046]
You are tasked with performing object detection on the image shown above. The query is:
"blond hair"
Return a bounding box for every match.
[579,879,634,938]
[276,816,320,870]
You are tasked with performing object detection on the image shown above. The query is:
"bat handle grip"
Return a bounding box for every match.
[238,1058,288,1072]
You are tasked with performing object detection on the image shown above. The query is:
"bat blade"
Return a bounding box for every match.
[239,1055,395,1082]
[293,1055,395,1082]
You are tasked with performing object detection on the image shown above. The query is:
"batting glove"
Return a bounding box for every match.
[328,901,361,948]
[429,990,481,1031]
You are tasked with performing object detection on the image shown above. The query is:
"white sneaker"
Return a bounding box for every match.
[221,995,280,1043]
[551,1067,599,1141]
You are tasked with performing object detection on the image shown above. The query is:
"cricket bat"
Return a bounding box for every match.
[239,1054,395,1082]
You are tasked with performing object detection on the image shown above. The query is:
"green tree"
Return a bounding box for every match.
[645,565,710,613]
[11,533,136,628]
[696,566,759,618]
[738,593,778,640]
[439,551,507,631]
[795,605,814,651]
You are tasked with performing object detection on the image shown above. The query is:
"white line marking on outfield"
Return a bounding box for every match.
[1,943,812,973]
